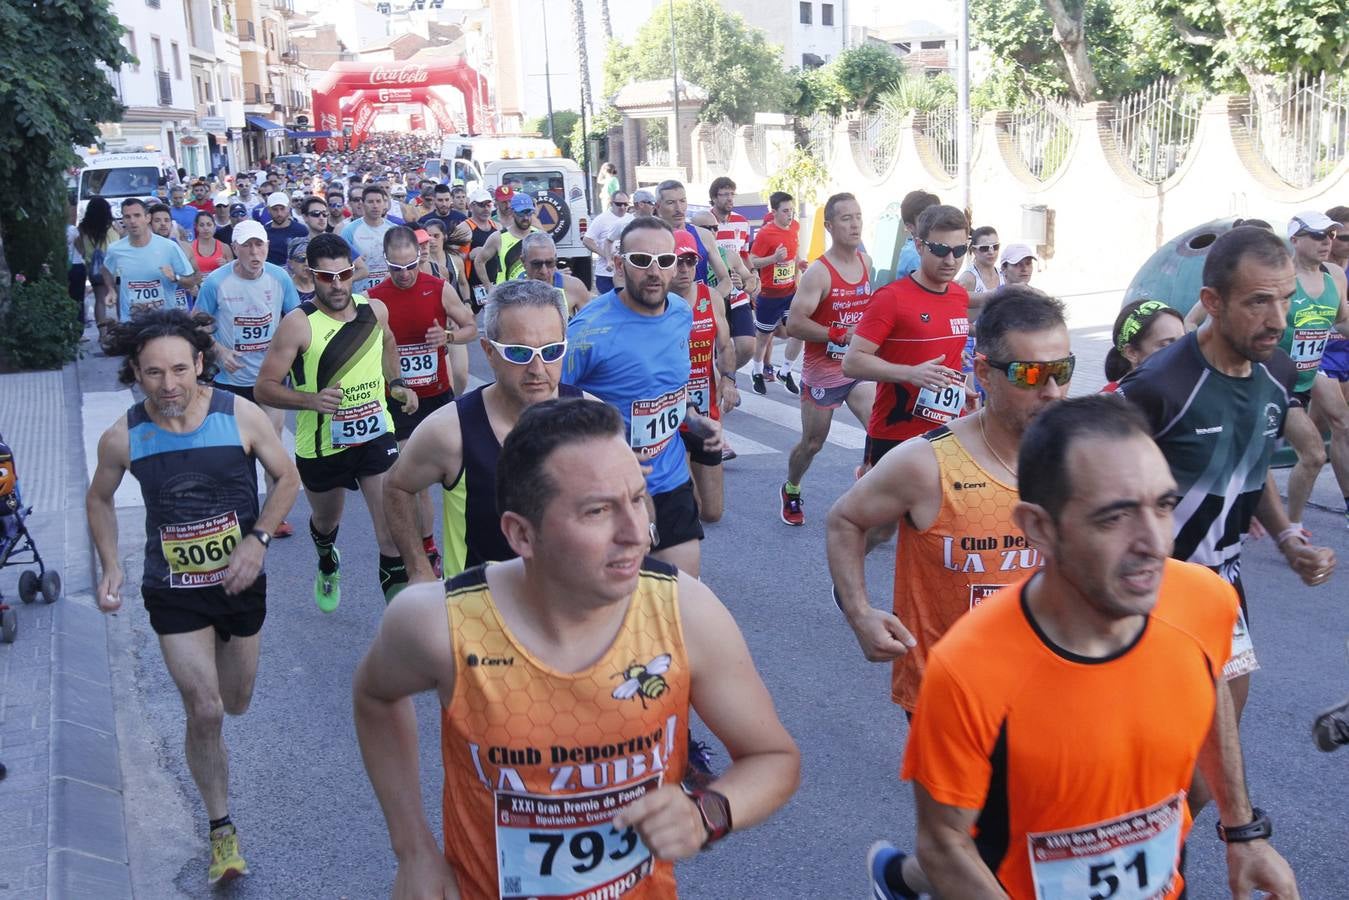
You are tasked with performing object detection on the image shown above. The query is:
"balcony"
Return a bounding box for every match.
[245,83,264,105]
[280,45,299,63]
[156,69,173,107]
[238,20,255,42]
[273,0,296,15]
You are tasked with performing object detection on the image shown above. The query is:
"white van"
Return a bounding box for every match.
[482,157,592,285]
[77,150,180,223]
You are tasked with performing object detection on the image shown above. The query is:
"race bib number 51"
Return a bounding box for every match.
[496,776,660,900]
[630,388,686,458]
[1028,793,1183,900]
[159,512,242,588]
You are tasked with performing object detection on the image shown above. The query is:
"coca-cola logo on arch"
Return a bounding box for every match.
[370,64,429,85]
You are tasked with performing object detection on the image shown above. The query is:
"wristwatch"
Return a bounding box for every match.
[389,377,409,391]
[684,787,732,849]
[249,528,272,549]
[1216,808,1273,843]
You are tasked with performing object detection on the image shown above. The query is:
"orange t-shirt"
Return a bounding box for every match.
[902,560,1237,899]
[441,560,688,900]
[891,425,1027,711]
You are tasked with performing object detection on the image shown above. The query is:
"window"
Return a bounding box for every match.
[799,1,811,24]
[920,39,945,50]
[151,36,164,71]
[171,42,182,79]
[821,3,834,25]
[126,31,139,71]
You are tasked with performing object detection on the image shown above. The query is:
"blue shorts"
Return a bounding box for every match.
[804,379,859,409]
[726,298,754,339]
[754,293,794,333]
[1322,339,1349,382]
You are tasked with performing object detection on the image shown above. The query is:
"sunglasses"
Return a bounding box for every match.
[977,353,1076,388]
[1336,234,1349,242]
[305,210,327,217]
[622,252,678,269]
[612,201,630,208]
[311,267,354,284]
[527,258,558,269]
[387,260,420,274]
[973,243,1000,253]
[328,200,344,207]
[1298,230,1336,241]
[675,253,700,267]
[489,340,567,365]
[920,240,970,259]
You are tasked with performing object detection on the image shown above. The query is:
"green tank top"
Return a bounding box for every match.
[1279,268,1340,393]
[494,228,540,283]
[291,295,394,458]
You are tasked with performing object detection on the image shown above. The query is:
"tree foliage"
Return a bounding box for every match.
[527,110,582,158]
[787,65,849,118]
[0,0,129,286]
[832,45,905,112]
[602,0,790,125]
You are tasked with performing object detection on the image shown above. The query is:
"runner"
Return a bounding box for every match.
[1117,226,1337,810]
[564,216,720,576]
[148,203,201,309]
[352,397,800,899]
[475,192,541,284]
[261,192,307,267]
[1000,242,1037,285]
[253,233,419,609]
[191,211,233,276]
[780,192,876,525]
[954,225,1002,394]
[102,199,195,321]
[519,231,593,317]
[464,188,500,307]
[342,184,398,293]
[895,191,939,280]
[691,176,761,370]
[870,394,1299,900]
[748,191,805,395]
[87,308,300,886]
[584,191,631,295]
[368,225,478,588]
[1102,299,1185,391]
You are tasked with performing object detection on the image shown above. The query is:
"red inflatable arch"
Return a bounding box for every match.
[339,88,462,148]
[312,59,491,149]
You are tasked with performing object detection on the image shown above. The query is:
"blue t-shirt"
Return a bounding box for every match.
[563,290,694,495]
[342,217,397,292]
[169,205,199,235]
[896,237,920,279]
[264,219,308,267]
[104,234,194,321]
[195,261,302,387]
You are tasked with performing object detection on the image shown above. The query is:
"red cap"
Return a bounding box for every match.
[413,228,430,244]
[493,185,514,202]
[673,229,698,255]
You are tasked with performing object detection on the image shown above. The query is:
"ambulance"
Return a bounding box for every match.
[76,149,180,223]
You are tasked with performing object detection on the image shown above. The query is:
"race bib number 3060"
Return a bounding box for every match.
[496,776,660,900]
[1028,793,1183,900]
[159,512,242,588]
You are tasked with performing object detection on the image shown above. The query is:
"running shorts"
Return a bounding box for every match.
[864,435,904,467]
[651,479,703,550]
[143,576,266,641]
[754,294,794,332]
[296,432,398,493]
[214,382,257,404]
[804,379,859,410]
[680,430,722,467]
[391,389,453,442]
[725,298,755,339]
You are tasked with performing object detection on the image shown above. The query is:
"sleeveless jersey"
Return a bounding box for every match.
[369,272,451,398]
[805,252,872,390]
[466,219,499,285]
[890,425,1029,711]
[290,296,393,458]
[128,389,260,591]
[712,213,751,308]
[1279,267,1340,393]
[441,384,585,577]
[683,224,710,285]
[441,560,689,900]
[191,237,226,275]
[680,284,720,422]
[495,229,539,283]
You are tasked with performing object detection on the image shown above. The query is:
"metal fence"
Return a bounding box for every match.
[747,123,768,173]
[1007,97,1076,181]
[1245,71,1349,188]
[854,107,902,177]
[1109,79,1203,183]
[801,112,838,168]
[701,119,737,172]
[921,106,963,177]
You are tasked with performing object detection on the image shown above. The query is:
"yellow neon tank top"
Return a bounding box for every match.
[891,424,1037,711]
[441,560,689,900]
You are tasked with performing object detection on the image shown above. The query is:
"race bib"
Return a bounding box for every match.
[397,341,440,388]
[330,399,387,447]
[1028,793,1183,900]
[630,387,687,458]
[495,776,660,900]
[127,279,164,309]
[827,321,850,360]
[969,584,1002,609]
[1290,328,1329,371]
[687,376,711,415]
[172,288,190,310]
[473,285,490,307]
[913,384,965,424]
[233,313,273,354]
[1224,605,1258,679]
[159,512,242,588]
[772,261,795,285]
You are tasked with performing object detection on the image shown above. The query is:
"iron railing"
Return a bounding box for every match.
[1245,70,1349,188]
[854,107,902,177]
[921,106,963,177]
[1007,97,1076,181]
[1109,79,1202,183]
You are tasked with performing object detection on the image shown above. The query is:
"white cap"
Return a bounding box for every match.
[266,192,290,208]
[231,220,267,245]
[1000,242,1037,266]
[213,191,232,206]
[1288,210,1339,238]
[468,187,493,204]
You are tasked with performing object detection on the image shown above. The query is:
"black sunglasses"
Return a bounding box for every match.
[1298,229,1336,241]
[920,240,970,259]
[972,243,1000,253]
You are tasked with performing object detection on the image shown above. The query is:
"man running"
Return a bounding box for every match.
[691,176,760,370]
[870,395,1299,899]
[565,216,720,576]
[748,191,805,394]
[342,184,398,293]
[844,204,971,470]
[261,193,307,268]
[894,190,939,280]
[519,231,592,316]
[475,192,540,284]
[147,204,201,309]
[254,233,419,609]
[353,397,800,899]
[384,280,583,582]
[194,219,302,537]
[87,308,299,886]
[103,199,195,321]
[463,188,500,306]
[584,191,631,295]
[417,183,457,228]
[780,192,876,525]
[368,225,478,586]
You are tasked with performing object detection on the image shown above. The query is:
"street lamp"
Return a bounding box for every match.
[957,0,971,218]
[668,0,679,165]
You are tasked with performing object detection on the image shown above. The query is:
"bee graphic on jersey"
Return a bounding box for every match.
[611,654,672,708]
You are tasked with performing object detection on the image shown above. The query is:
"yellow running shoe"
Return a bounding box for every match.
[208,824,249,885]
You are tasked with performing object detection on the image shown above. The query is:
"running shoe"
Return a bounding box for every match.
[208,824,249,885]
[721,441,737,462]
[763,364,777,384]
[428,550,444,580]
[780,483,805,526]
[1313,696,1349,752]
[273,520,295,538]
[751,372,767,395]
[868,841,917,900]
[781,370,800,394]
[314,548,341,614]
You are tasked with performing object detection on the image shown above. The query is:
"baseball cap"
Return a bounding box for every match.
[232,220,267,245]
[288,236,310,261]
[632,189,656,205]
[509,193,535,213]
[469,188,493,205]
[267,192,290,208]
[1000,243,1037,266]
[228,203,247,217]
[493,185,514,202]
[213,192,231,207]
[413,228,430,245]
[1288,210,1339,238]
[673,229,698,255]
[391,184,407,198]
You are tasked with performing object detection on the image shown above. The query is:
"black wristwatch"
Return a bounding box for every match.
[388,377,409,391]
[1216,808,1273,843]
[683,787,732,849]
[249,528,272,549]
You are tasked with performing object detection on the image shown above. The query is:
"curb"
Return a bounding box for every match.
[46,358,133,897]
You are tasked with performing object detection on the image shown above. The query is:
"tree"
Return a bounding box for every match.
[0,0,130,289]
[571,0,593,114]
[832,45,904,112]
[527,111,582,158]
[787,65,849,118]
[602,0,791,125]
[597,0,613,42]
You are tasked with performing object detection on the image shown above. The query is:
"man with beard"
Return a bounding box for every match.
[475,192,541,284]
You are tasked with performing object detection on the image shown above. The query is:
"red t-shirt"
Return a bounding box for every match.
[369,272,450,398]
[854,275,970,441]
[750,220,800,298]
[188,199,214,212]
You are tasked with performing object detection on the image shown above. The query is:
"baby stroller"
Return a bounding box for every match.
[0,432,62,643]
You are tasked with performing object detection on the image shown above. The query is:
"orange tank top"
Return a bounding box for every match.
[890,424,1035,711]
[441,561,689,900]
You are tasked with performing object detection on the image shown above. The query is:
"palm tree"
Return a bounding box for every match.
[598,0,613,42]
[571,0,594,114]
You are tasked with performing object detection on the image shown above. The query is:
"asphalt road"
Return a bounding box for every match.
[89,325,1349,899]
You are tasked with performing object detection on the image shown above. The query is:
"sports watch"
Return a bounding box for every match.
[249,529,272,549]
[684,787,732,849]
[1216,808,1272,843]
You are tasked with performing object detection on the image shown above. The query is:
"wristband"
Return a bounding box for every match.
[1275,526,1307,549]
[683,787,732,848]
[1216,808,1272,843]
[827,324,849,344]
[720,372,736,385]
[388,377,409,391]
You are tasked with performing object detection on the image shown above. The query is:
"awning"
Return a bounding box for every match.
[245,115,285,137]
[285,129,336,139]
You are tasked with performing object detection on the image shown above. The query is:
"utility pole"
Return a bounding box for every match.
[956,0,971,218]
[668,0,680,165]
[542,0,556,141]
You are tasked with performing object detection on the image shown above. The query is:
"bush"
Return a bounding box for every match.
[0,277,82,370]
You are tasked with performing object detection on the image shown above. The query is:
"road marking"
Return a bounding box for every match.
[1083,330,1113,341]
[732,389,867,450]
[717,429,778,456]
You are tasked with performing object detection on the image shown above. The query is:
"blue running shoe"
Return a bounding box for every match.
[868,841,918,899]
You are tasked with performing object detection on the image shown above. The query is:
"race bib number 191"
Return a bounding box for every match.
[913,384,965,424]
[1028,793,1183,900]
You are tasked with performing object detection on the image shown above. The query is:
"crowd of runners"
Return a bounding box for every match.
[73,133,1348,897]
